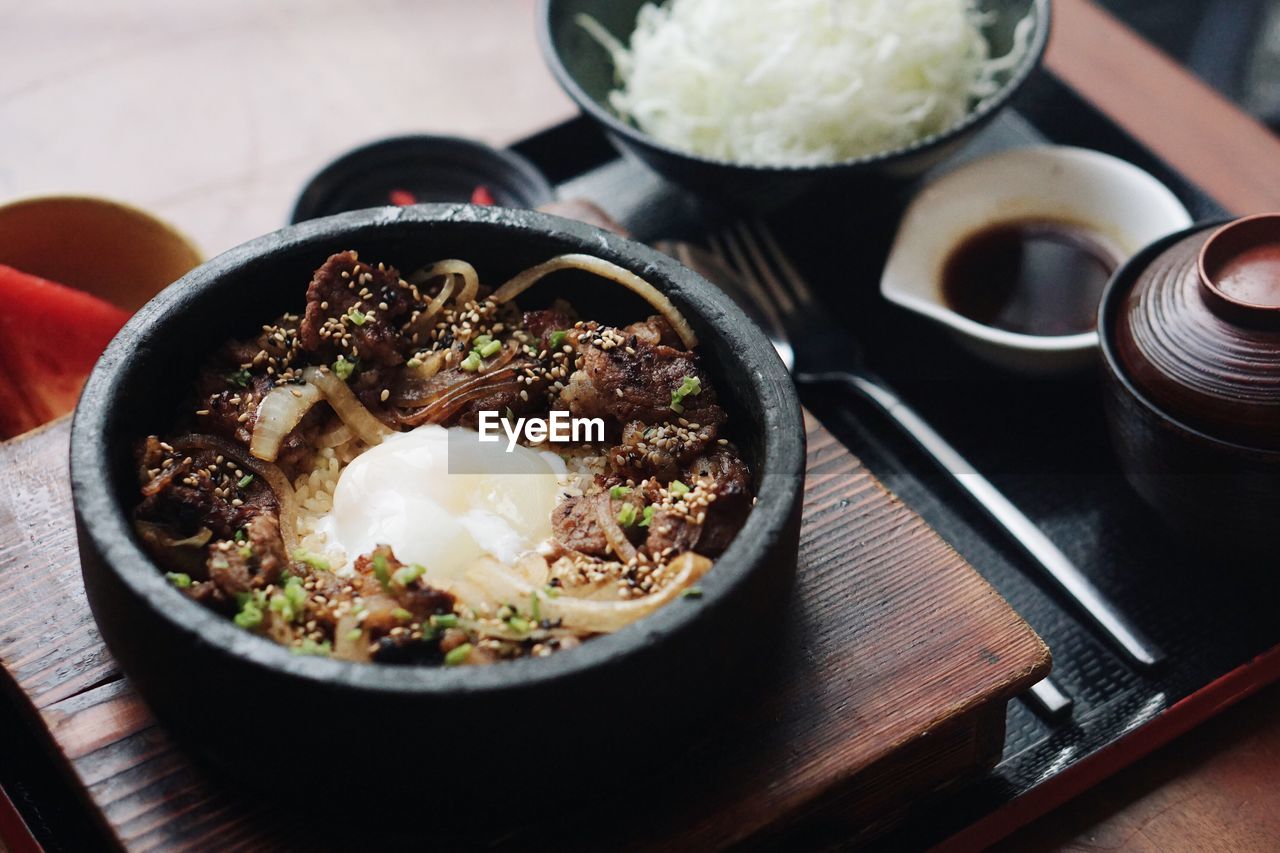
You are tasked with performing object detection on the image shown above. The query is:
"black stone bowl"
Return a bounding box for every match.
[538,0,1050,212]
[1099,220,1280,555]
[71,205,804,815]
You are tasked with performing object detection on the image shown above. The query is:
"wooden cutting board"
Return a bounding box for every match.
[0,413,1049,850]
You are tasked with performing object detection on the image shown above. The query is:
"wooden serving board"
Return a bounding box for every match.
[0,412,1049,850]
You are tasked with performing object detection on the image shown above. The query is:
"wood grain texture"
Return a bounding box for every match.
[1044,0,1280,215]
[0,414,1048,850]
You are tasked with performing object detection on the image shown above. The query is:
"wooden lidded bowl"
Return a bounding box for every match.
[1100,215,1280,553]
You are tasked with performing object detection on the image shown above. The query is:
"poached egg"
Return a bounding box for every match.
[320,424,569,578]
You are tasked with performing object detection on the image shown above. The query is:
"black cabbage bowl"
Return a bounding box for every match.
[539,0,1051,211]
[70,205,804,816]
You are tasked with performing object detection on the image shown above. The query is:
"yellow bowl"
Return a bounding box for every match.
[0,195,201,311]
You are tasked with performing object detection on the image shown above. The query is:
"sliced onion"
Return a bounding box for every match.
[406,259,481,333]
[394,366,521,428]
[466,552,712,634]
[413,351,446,380]
[134,520,214,576]
[333,613,371,662]
[491,254,697,349]
[595,498,638,563]
[421,259,480,307]
[169,433,299,555]
[302,366,392,446]
[412,273,455,333]
[134,521,213,549]
[250,383,322,461]
[513,552,550,586]
[411,259,479,301]
[318,422,355,448]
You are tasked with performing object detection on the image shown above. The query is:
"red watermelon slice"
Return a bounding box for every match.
[0,264,131,439]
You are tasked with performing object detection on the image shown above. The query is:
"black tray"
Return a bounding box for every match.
[2,70,1274,852]
[511,69,1279,849]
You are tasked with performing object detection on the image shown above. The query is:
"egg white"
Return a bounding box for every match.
[316,424,570,580]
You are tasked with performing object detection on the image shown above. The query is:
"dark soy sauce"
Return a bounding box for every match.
[942,219,1121,336]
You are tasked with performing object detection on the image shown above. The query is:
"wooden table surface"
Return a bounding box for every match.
[3,0,1279,850]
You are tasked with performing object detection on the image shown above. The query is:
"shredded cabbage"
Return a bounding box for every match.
[579,0,1034,166]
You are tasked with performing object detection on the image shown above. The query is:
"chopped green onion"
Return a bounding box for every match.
[549,330,567,350]
[543,584,560,599]
[269,593,292,620]
[347,307,367,325]
[639,505,655,528]
[392,607,413,622]
[431,613,459,629]
[478,339,502,358]
[393,564,424,587]
[617,503,639,527]
[293,638,332,656]
[670,375,702,413]
[444,643,473,666]
[680,586,703,599]
[237,474,254,489]
[610,485,632,499]
[165,572,192,589]
[472,334,493,349]
[238,544,253,559]
[284,576,307,610]
[507,616,530,634]
[293,550,330,572]
[226,368,252,388]
[530,591,541,623]
[234,597,264,629]
[345,628,364,642]
[372,553,391,590]
[669,480,690,496]
[270,577,306,623]
[460,351,482,372]
[332,355,356,380]
[234,528,246,542]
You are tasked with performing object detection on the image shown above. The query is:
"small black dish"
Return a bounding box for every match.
[538,0,1050,211]
[70,204,804,815]
[291,135,557,223]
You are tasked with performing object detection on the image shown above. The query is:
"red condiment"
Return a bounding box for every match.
[388,188,417,206]
[0,264,131,438]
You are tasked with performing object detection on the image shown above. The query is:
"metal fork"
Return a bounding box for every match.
[702,222,1166,701]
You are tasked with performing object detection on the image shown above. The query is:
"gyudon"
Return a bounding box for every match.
[133,251,753,665]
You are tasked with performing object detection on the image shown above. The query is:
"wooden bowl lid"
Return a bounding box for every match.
[1115,215,1280,450]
